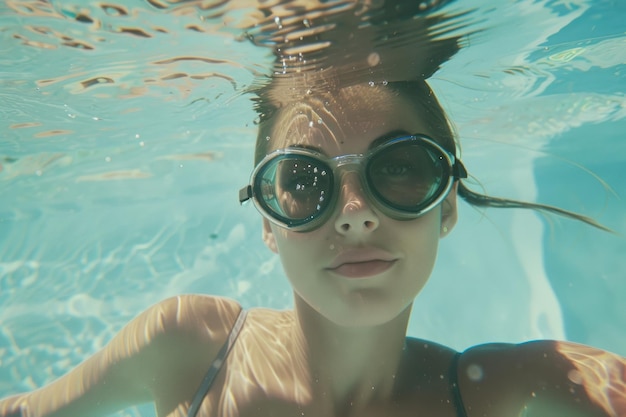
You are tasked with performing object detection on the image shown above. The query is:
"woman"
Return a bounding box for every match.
[2,78,625,417]
[2,2,624,417]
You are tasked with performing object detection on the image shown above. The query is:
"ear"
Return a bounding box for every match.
[262,218,279,253]
[440,182,459,238]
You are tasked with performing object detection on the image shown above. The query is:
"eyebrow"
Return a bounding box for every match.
[285,143,323,153]
[368,129,412,150]
[287,129,413,154]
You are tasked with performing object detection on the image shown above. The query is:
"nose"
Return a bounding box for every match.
[334,172,379,235]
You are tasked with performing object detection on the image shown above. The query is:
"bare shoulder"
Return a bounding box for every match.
[138,295,244,411]
[114,294,243,363]
[94,294,244,399]
[146,294,243,337]
[140,293,244,365]
[456,340,626,417]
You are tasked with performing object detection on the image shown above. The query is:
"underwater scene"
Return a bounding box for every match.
[1,0,625,416]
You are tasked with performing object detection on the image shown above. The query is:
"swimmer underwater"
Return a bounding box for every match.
[1,1,625,416]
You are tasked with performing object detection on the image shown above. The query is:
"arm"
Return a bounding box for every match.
[0,295,242,417]
[555,340,626,417]
[456,340,626,417]
[0,396,26,417]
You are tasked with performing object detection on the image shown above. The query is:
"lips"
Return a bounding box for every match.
[326,248,397,278]
[330,259,397,278]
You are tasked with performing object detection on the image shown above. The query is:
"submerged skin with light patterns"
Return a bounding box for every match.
[1,84,625,417]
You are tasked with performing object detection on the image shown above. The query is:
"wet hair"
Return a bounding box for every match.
[251,79,611,232]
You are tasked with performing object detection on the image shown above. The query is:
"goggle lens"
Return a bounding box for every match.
[256,155,334,226]
[367,142,446,211]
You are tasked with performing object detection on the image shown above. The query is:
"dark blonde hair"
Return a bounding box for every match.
[251,79,611,232]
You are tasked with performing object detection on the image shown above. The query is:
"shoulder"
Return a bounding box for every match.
[115,294,242,352]
[144,294,243,335]
[134,294,243,361]
[103,293,242,363]
[456,340,625,417]
[132,295,244,406]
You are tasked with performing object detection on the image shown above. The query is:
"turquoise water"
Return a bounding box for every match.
[1,0,625,416]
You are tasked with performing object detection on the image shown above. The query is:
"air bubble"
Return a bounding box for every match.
[367,52,381,67]
[567,369,584,384]
[466,364,484,381]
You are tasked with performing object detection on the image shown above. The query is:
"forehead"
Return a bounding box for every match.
[264,84,433,155]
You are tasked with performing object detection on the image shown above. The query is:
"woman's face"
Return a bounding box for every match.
[261,85,458,327]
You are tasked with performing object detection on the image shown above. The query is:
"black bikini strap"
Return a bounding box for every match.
[186,308,248,417]
[449,352,469,417]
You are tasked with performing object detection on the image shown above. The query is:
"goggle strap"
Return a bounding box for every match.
[453,160,468,179]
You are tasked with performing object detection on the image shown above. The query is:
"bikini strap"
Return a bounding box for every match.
[449,351,469,417]
[186,308,248,417]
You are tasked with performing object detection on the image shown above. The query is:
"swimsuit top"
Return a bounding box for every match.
[186,309,468,417]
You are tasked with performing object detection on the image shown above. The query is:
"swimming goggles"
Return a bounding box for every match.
[239,134,468,232]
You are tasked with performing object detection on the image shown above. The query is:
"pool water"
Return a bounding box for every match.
[1,1,624,416]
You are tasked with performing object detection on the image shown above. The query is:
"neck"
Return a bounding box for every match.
[290,295,412,414]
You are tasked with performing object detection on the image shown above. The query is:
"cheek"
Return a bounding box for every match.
[393,211,441,269]
[270,226,319,271]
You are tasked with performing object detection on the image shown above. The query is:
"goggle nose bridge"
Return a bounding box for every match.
[329,153,366,167]
[321,154,371,198]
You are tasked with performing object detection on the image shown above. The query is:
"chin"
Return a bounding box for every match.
[324,298,411,328]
